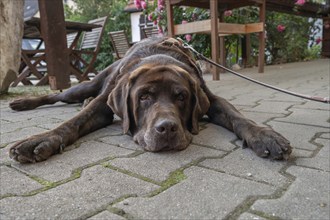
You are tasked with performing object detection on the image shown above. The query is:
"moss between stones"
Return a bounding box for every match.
[102,162,160,186]
[148,169,187,197]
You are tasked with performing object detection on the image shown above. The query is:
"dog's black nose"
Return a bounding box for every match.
[155,119,178,135]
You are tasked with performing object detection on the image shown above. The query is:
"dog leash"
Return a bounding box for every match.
[176,38,330,104]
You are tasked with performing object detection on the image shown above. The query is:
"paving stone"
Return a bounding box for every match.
[292,100,330,111]
[267,121,329,151]
[200,148,288,187]
[0,145,12,164]
[238,212,267,220]
[290,148,314,158]
[276,107,329,127]
[192,123,237,151]
[0,101,10,109]
[1,105,79,122]
[320,133,330,139]
[0,165,158,219]
[0,117,63,134]
[99,134,142,151]
[295,138,330,172]
[88,211,125,220]
[114,166,275,219]
[251,166,330,220]
[240,110,285,125]
[77,123,123,144]
[230,94,263,106]
[0,127,49,146]
[52,110,82,121]
[243,100,295,114]
[0,166,43,196]
[12,140,134,182]
[110,145,225,182]
[269,92,307,103]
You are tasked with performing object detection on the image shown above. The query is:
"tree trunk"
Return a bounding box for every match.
[0,0,24,94]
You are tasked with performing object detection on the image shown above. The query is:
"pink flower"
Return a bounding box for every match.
[277,24,286,32]
[134,0,141,9]
[153,19,158,25]
[181,20,188,24]
[148,13,154,21]
[158,0,165,7]
[141,1,147,10]
[295,0,305,6]
[224,10,232,16]
[315,37,322,44]
[158,26,164,36]
[185,34,192,42]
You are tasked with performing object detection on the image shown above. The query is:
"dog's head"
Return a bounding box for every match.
[107,57,210,151]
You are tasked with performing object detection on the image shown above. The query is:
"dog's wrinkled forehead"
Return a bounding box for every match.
[128,64,194,86]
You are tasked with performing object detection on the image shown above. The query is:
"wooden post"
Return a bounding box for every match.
[242,34,251,67]
[0,0,24,93]
[258,0,266,73]
[210,0,220,80]
[166,0,174,37]
[38,0,70,90]
[219,12,226,74]
[321,17,330,57]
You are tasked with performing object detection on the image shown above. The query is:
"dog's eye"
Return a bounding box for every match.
[177,93,185,101]
[140,94,150,101]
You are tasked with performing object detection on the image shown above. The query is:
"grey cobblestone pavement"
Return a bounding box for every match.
[0,59,329,219]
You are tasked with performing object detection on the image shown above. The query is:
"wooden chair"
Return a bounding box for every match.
[12,33,80,87]
[108,30,131,59]
[70,16,108,81]
[141,26,159,38]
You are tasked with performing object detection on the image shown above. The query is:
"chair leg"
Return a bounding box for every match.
[11,67,33,87]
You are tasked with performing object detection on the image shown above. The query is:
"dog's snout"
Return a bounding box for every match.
[155,119,178,135]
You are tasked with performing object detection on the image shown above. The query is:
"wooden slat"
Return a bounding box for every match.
[174,20,210,35]
[108,30,131,59]
[174,20,264,35]
[245,22,264,33]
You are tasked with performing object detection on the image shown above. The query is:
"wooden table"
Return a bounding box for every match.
[165,0,266,80]
[13,17,101,87]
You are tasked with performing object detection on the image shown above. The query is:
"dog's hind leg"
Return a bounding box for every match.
[206,94,292,160]
[9,62,119,111]
[9,80,101,111]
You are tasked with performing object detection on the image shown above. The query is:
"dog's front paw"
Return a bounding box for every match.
[9,132,63,163]
[243,127,292,160]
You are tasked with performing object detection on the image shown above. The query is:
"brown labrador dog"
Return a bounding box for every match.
[9,37,292,163]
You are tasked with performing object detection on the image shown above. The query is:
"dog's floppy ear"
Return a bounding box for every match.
[190,80,210,134]
[107,74,131,134]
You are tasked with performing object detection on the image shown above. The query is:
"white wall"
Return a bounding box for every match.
[131,12,142,43]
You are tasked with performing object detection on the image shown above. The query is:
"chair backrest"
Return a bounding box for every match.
[66,33,78,49]
[141,26,159,38]
[108,30,131,59]
[80,16,108,51]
